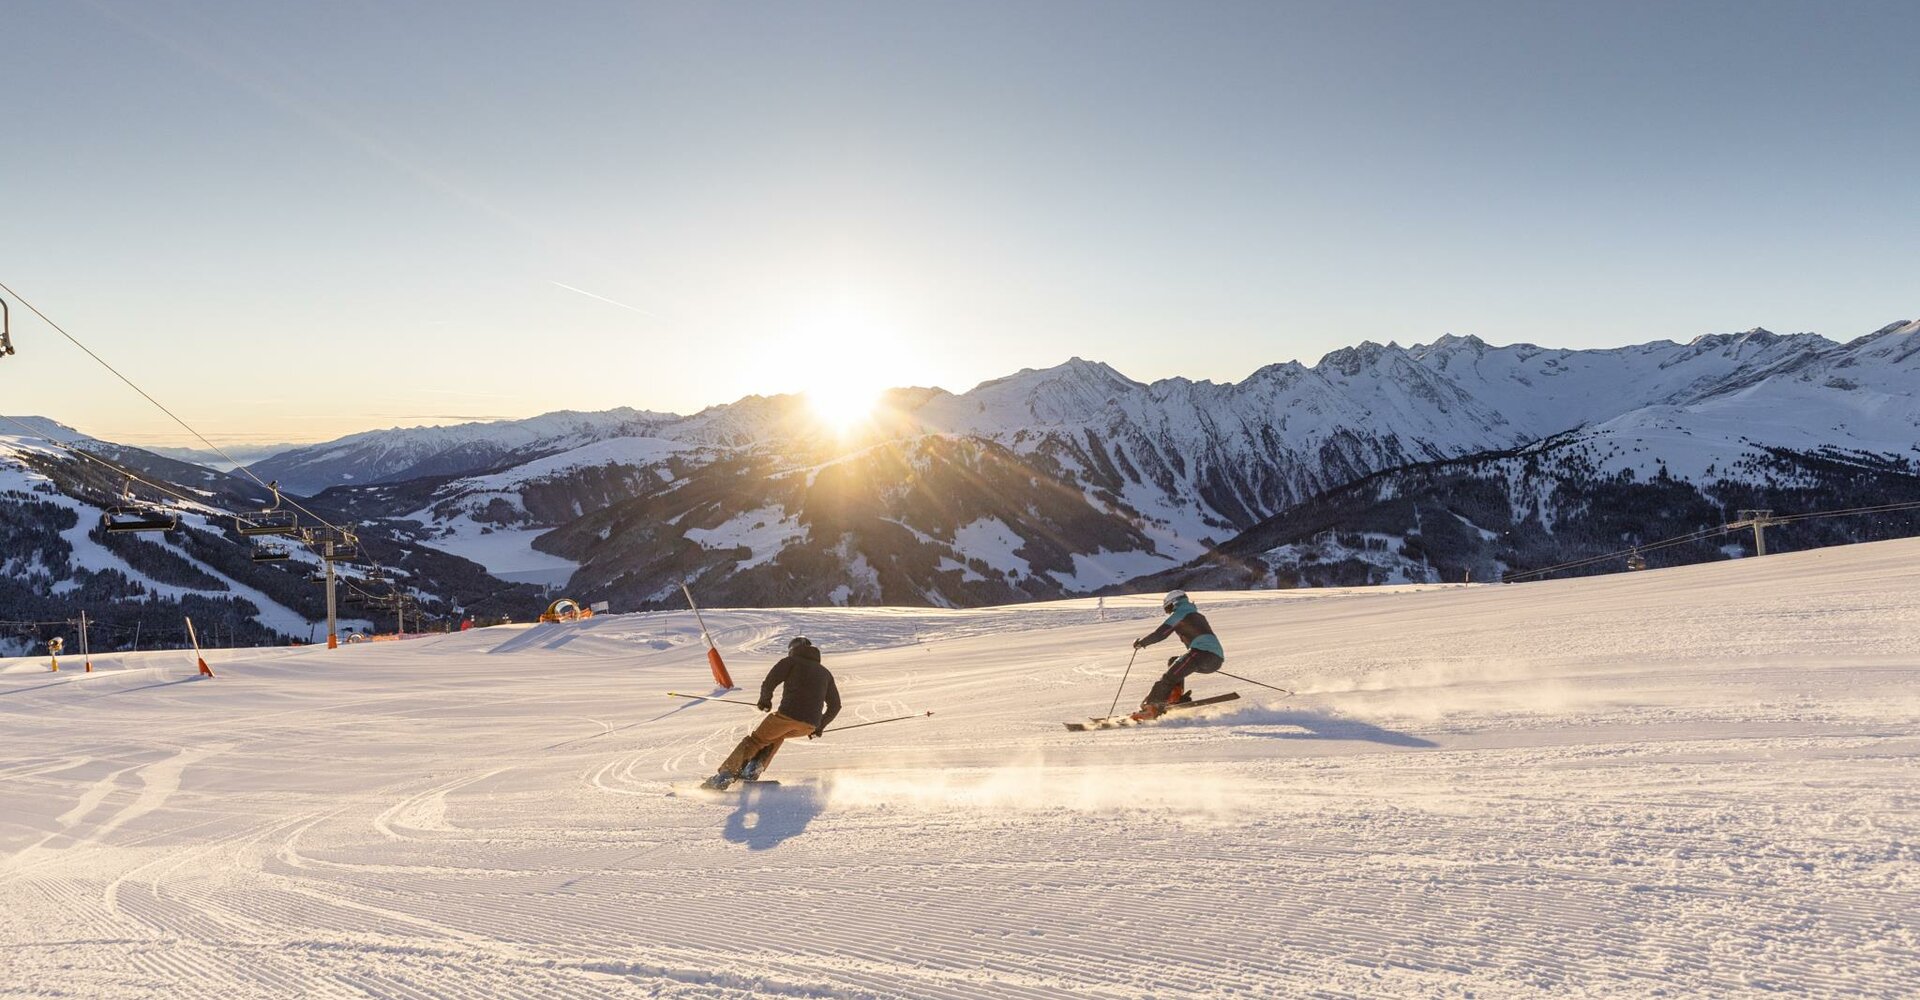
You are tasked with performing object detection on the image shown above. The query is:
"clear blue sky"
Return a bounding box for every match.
[3,0,1914,446]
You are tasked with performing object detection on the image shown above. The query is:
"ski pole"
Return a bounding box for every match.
[824,710,933,734]
[668,691,762,708]
[1105,647,1140,720]
[1217,670,1293,697]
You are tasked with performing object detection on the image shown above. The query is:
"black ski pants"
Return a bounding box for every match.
[1146,650,1223,706]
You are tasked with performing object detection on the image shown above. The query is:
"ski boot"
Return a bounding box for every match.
[700,769,738,791]
[740,757,766,782]
[1130,681,1187,721]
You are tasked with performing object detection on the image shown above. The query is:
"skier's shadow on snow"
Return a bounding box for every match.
[95,675,209,698]
[1230,708,1438,749]
[723,784,824,851]
[0,678,75,697]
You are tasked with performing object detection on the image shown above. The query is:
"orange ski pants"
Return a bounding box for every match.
[719,712,817,776]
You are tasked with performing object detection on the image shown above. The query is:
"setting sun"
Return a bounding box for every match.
[806,383,884,434]
[769,300,915,436]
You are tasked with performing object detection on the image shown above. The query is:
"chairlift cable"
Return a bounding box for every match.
[1504,496,1920,582]
[0,413,235,516]
[0,283,416,604]
[0,282,362,540]
[1,412,413,609]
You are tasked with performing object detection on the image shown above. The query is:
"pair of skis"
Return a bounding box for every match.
[1064,691,1241,731]
[696,779,781,792]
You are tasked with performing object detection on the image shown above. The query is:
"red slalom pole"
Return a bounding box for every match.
[680,583,736,689]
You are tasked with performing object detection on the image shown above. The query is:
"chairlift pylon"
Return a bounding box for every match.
[303,526,364,562]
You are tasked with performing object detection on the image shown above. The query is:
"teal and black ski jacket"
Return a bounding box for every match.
[1135,599,1226,659]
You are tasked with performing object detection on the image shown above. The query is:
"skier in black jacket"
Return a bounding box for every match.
[702,636,841,790]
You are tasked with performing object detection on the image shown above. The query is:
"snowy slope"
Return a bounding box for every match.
[0,429,329,645]
[3,538,1916,997]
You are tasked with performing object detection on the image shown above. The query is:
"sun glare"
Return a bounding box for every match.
[778,301,913,436]
[807,385,884,435]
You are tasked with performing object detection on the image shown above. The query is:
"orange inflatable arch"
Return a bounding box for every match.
[538,598,595,624]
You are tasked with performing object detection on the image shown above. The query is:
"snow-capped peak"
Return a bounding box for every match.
[0,415,96,446]
[1315,340,1406,376]
[917,357,1144,431]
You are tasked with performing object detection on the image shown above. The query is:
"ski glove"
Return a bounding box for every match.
[757,701,772,712]
[808,728,823,740]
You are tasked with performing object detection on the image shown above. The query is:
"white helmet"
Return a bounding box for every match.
[1162,589,1188,613]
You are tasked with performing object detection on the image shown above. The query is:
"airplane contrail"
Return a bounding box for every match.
[550,281,661,319]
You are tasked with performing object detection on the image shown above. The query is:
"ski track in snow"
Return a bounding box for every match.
[2,540,1918,997]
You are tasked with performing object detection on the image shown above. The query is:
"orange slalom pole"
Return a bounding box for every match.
[184,617,214,677]
[680,583,736,689]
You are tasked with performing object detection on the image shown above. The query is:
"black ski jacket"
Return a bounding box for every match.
[758,646,841,730]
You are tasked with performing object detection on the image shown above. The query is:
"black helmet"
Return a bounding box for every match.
[787,636,814,653]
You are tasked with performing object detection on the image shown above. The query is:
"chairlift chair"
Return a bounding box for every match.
[0,295,14,358]
[237,510,299,536]
[101,481,178,533]
[102,506,179,532]
[237,481,300,536]
[251,541,291,563]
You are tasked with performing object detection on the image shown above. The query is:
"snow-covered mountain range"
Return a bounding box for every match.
[9,318,1919,628]
[318,319,1920,608]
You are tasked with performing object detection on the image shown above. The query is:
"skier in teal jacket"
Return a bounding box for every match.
[1130,589,1226,720]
